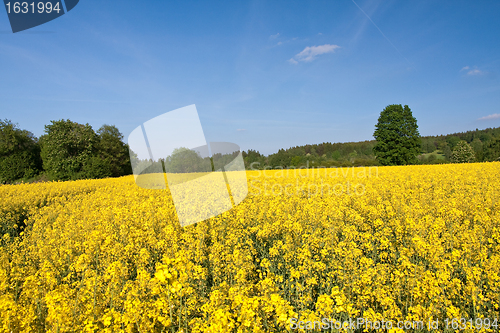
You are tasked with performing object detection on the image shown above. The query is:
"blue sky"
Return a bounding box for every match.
[1,0,499,155]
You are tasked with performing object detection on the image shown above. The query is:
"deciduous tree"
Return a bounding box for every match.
[451,141,475,163]
[373,104,421,165]
[40,119,99,180]
[97,124,132,177]
[0,119,42,183]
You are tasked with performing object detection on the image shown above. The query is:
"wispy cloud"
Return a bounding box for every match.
[272,37,297,48]
[289,44,340,64]
[468,69,485,75]
[236,128,247,131]
[478,113,500,121]
[461,66,486,76]
[269,33,280,40]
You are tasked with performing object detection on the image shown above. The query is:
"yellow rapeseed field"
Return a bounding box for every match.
[1,163,499,332]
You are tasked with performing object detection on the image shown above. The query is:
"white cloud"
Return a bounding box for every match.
[461,66,486,76]
[467,69,485,76]
[269,33,280,39]
[289,44,340,63]
[478,113,500,121]
[236,128,246,131]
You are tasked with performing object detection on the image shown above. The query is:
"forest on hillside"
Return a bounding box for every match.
[243,127,500,169]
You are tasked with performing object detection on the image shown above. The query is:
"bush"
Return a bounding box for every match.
[0,151,39,182]
[80,156,113,179]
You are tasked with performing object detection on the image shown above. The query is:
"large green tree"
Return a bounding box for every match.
[0,119,42,183]
[40,119,100,180]
[373,104,421,165]
[41,120,133,180]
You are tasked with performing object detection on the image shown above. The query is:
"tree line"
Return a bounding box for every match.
[0,119,244,184]
[2,106,500,183]
[0,119,131,184]
[132,147,241,176]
